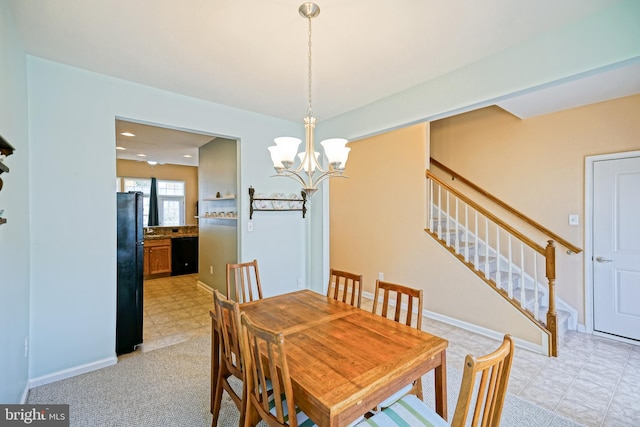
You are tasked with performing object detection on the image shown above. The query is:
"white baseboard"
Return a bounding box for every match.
[197,281,213,294]
[28,356,117,389]
[20,384,29,403]
[362,291,548,355]
[425,308,548,355]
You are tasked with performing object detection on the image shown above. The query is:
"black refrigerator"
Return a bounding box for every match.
[116,191,144,355]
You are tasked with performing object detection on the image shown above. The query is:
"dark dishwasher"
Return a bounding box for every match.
[171,236,198,276]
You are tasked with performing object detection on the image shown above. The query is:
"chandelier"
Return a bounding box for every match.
[267,2,350,197]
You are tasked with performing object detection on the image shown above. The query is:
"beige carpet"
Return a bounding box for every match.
[28,335,583,426]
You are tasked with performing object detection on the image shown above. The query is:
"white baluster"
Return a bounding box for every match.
[428,179,433,232]
[464,205,469,262]
[437,185,442,239]
[520,242,526,310]
[455,198,459,254]
[484,218,490,279]
[495,226,501,289]
[507,235,513,298]
[534,252,539,320]
[446,191,450,247]
[474,211,479,269]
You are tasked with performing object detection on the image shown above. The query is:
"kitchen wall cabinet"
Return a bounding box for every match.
[144,238,172,277]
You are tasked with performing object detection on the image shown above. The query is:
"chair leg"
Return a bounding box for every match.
[242,400,260,427]
[238,378,247,427]
[211,368,225,427]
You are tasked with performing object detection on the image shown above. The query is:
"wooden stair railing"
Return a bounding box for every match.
[430,158,582,254]
[425,164,580,357]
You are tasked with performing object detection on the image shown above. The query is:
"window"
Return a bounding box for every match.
[158,181,185,226]
[118,177,185,226]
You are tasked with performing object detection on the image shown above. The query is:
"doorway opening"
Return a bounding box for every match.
[115,117,240,354]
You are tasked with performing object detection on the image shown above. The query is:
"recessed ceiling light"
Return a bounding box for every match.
[115,146,126,150]
[147,161,158,166]
[183,154,192,158]
[120,132,135,137]
[137,153,147,157]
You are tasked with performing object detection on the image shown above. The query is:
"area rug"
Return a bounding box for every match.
[28,335,583,426]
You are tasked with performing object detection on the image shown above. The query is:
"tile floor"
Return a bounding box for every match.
[133,275,640,427]
[137,273,213,353]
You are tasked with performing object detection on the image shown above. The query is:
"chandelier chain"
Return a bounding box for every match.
[307,16,313,118]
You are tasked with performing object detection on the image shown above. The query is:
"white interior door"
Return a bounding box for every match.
[593,156,640,341]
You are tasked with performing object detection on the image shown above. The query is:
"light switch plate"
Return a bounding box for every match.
[568,214,579,226]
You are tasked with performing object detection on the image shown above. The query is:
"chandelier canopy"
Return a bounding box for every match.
[267,2,350,197]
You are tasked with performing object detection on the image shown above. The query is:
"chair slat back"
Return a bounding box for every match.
[240,313,299,427]
[372,280,423,328]
[327,268,363,308]
[452,334,515,427]
[226,259,263,303]
[213,290,243,378]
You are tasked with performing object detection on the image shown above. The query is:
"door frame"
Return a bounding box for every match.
[585,149,640,343]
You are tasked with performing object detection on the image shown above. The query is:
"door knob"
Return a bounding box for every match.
[595,256,613,263]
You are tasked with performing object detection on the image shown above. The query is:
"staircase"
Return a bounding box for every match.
[429,213,574,336]
[426,160,581,356]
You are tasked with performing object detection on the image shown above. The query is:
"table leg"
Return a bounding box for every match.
[210,311,220,414]
[434,350,447,420]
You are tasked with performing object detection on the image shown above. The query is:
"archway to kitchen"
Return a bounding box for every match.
[115,117,239,354]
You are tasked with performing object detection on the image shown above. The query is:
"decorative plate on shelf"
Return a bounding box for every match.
[272,193,288,210]
[289,193,303,209]
[255,193,270,209]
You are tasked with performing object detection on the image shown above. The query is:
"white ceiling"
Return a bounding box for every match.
[115,119,216,167]
[9,0,639,166]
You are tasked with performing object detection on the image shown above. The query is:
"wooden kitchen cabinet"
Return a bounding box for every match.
[144,238,172,277]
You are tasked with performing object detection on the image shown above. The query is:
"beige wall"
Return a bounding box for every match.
[116,159,199,225]
[431,94,640,324]
[329,123,543,346]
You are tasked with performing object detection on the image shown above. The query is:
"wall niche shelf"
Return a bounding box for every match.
[195,215,237,221]
[200,193,237,223]
[249,186,307,219]
[203,195,235,201]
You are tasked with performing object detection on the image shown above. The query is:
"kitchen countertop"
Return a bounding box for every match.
[144,233,199,240]
[143,225,198,240]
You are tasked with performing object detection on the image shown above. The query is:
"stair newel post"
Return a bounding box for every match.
[545,240,558,357]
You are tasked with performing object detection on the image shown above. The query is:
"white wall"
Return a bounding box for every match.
[0,0,31,403]
[26,57,307,382]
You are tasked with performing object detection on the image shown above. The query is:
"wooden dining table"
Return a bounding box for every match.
[210,289,448,427]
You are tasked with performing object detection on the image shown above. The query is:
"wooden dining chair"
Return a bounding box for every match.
[239,312,314,427]
[211,290,245,427]
[326,268,363,308]
[371,280,424,408]
[226,259,263,303]
[356,335,516,427]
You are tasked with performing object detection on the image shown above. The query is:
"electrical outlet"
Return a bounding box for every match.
[297,279,303,289]
[378,272,384,280]
[24,337,28,357]
[210,265,214,274]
